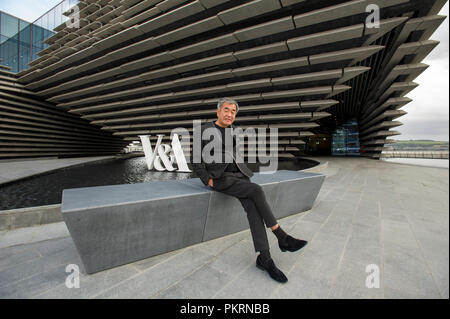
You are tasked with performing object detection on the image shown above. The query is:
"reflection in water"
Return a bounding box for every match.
[0,157,316,210]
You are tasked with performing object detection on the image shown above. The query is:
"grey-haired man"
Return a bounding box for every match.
[192,98,307,283]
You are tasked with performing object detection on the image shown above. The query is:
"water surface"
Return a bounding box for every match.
[0,157,316,210]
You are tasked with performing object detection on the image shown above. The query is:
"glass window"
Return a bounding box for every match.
[0,35,9,50]
[32,24,43,47]
[62,0,71,24]
[19,42,31,71]
[48,10,56,32]
[1,0,81,72]
[31,23,45,59]
[32,44,41,61]
[0,34,19,73]
[18,23,31,69]
[54,4,63,30]
[70,0,80,9]
[1,12,19,39]
[62,0,71,14]
[19,20,29,32]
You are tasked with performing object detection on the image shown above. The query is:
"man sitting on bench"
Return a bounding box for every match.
[192,97,308,283]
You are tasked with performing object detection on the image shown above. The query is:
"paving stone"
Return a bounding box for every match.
[384,285,437,299]
[328,257,384,299]
[278,212,304,231]
[382,242,442,298]
[317,208,355,239]
[155,264,233,299]
[352,212,380,230]
[332,199,359,215]
[93,247,214,298]
[213,261,281,299]
[194,230,250,257]
[130,249,182,272]
[341,190,362,202]
[284,234,348,294]
[381,219,417,249]
[322,189,345,201]
[0,227,38,249]
[0,263,70,299]
[286,219,322,242]
[208,240,255,277]
[0,243,83,289]
[315,189,331,202]
[341,233,382,267]
[30,223,70,243]
[300,232,348,261]
[34,264,140,299]
[275,258,333,298]
[405,217,449,298]
[380,206,409,222]
[269,289,283,299]
[27,236,75,257]
[0,245,41,270]
[301,200,336,224]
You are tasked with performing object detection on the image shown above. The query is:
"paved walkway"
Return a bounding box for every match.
[0,157,448,298]
[0,156,116,185]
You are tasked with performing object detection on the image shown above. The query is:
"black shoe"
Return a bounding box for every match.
[279,235,308,252]
[256,255,288,283]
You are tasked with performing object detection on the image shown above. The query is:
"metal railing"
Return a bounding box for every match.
[381,151,449,159]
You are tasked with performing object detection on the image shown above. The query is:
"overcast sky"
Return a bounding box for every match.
[397,2,449,141]
[0,0,448,141]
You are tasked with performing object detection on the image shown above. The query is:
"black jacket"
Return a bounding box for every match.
[191,121,253,186]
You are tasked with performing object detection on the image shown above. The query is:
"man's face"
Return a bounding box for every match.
[216,102,237,127]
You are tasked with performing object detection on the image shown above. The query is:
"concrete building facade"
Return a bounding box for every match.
[0,0,447,160]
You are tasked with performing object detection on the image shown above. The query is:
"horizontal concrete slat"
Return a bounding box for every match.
[198,0,228,8]
[309,45,385,65]
[233,41,289,61]
[232,57,309,77]
[233,16,295,42]
[138,0,204,34]
[169,34,239,58]
[217,0,281,25]
[271,69,343,85]
[287,24,364,51]
[293,0,366,28]
[172,52,236,74]
[154,15,224,45]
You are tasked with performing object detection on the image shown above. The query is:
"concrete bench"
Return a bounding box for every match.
[61,170,325,274]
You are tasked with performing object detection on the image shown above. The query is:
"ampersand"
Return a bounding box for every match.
[154,144,176,171]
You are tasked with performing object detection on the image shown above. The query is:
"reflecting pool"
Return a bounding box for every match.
[0,157,318,210]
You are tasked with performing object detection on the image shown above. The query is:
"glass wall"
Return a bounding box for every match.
[0,0,79,73]
[331,119,361,156]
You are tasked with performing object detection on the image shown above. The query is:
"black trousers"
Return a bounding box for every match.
[211,172,278,252]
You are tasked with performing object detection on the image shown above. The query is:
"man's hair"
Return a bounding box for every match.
[217,97,239,113]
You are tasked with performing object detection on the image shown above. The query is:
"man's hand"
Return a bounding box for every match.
[208,178,214,187]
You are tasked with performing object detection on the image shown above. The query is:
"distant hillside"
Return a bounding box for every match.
[385,140,449,151]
